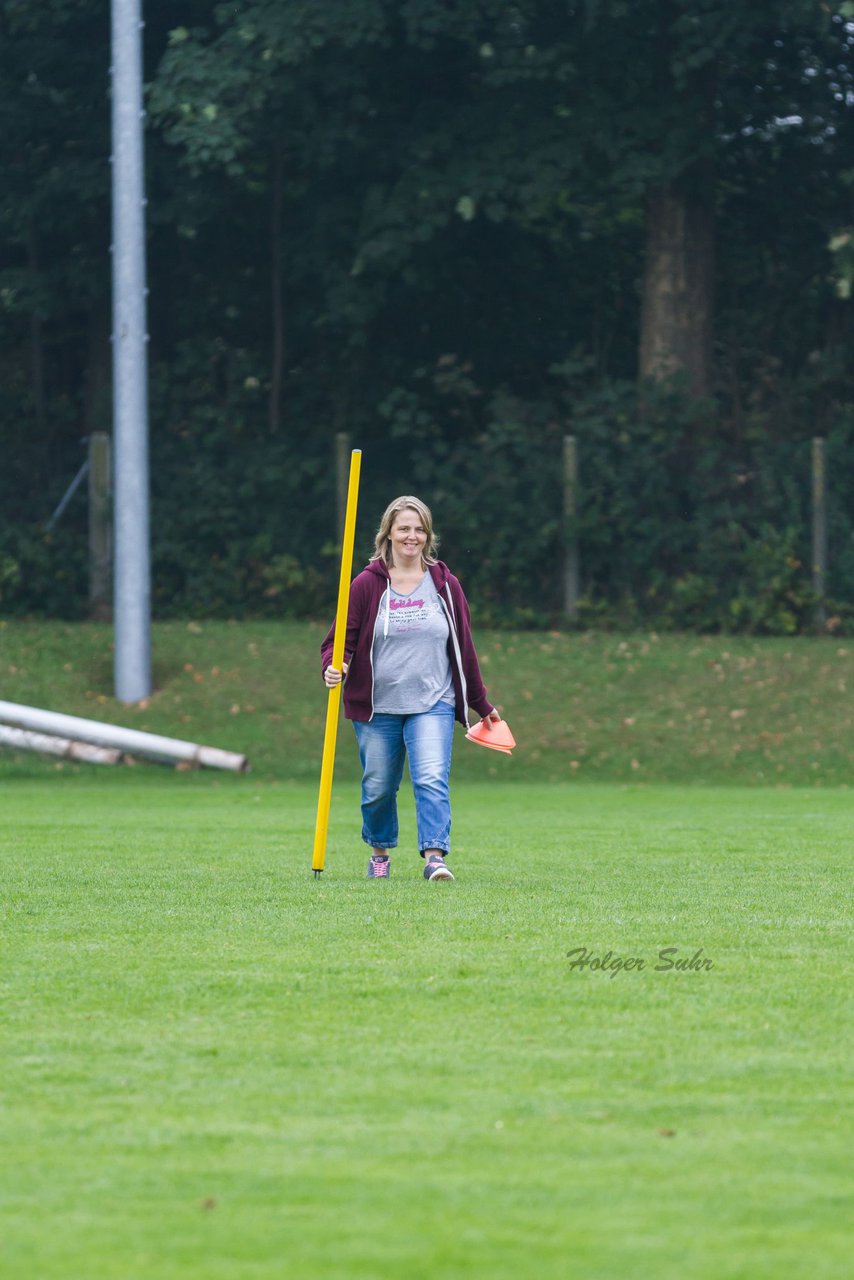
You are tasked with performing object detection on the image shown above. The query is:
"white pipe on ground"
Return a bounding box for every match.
[0,701,249,773]
[0,724,125,765]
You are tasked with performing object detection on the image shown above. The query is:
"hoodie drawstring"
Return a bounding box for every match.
[442,583,470,724]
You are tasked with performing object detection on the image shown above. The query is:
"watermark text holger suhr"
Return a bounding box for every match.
[566,946,714,978]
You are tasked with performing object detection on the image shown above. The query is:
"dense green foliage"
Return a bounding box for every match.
[1,2,853,626]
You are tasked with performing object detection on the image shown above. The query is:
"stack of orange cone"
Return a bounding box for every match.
[465,718,516,756]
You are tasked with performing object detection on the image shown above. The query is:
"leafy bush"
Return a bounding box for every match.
[0,524,88,618]
[2,352,852,633]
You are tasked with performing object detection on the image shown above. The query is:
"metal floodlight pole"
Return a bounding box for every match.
[111,0,151,702]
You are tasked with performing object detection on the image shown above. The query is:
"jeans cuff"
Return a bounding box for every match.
[362,836,398,849]
[419,843,450,857]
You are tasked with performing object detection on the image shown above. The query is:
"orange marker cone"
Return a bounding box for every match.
[465,717,516,755]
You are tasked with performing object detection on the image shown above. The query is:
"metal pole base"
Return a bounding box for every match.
[313,868,323,878]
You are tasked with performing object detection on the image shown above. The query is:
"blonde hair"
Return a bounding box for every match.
[370,495,439,569]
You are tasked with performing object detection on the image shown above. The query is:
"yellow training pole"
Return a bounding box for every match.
[312,449,362,875]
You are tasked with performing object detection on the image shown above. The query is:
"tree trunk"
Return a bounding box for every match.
[269,139,285,433]
[26,224,47,434]
[639,180,715,398]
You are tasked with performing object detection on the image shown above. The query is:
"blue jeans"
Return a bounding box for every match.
[353,700,455,856]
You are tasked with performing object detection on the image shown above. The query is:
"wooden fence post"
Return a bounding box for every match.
[563,434,579,622]
[89,432,112,620]
[336,431,351,550]
[812,437,827,630]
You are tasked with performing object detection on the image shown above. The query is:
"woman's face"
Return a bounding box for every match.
[389,508,428,565]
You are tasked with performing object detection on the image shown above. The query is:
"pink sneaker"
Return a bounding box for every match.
[367,854,390,879]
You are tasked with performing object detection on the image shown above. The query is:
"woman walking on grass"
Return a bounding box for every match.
[321,495,499,881]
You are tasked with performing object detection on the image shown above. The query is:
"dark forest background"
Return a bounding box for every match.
[2,0,853,631]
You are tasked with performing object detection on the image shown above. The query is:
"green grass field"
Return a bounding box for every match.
[1,623,851,1277]
[2,777,851,1279]
[1,619,852,784]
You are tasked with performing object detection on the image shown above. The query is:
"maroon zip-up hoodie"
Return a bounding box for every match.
[320,559,494,726]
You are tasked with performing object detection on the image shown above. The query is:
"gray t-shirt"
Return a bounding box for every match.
[372,572,455,714]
